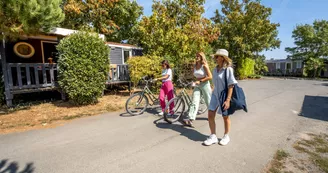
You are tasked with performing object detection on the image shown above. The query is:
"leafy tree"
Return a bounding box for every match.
[57,31,109,105]
[285,20,328,60]
[0,0,64,39]
[137,0,219,68]
[304,57,326,78]
[286,20,328,77]
[254,54,268,75]
[61,0,143,42]
[211,0,280,76]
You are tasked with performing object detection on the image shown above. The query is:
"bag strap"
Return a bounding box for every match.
[224,68,228,90]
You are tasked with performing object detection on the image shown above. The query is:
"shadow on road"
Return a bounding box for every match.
[120,106,161,117]
[153,118,207,142]
[321,83,328,87]
[196,117,208,121]
[0,159,34,173]
[300,95,328,121]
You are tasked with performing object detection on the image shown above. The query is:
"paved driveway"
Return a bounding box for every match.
[0,79,327,173]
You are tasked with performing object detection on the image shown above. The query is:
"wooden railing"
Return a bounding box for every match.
[6,63,58,90]
[107,64,130,83]
[6,63,129,90]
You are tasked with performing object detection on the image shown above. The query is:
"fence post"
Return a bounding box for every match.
[0,38,13,107]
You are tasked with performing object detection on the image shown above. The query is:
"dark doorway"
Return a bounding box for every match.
[42,42,58,63]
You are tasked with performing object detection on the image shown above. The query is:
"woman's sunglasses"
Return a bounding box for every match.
[215,55,222,59]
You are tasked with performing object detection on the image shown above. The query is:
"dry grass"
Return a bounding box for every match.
[0,91,130,134]
[0,87,195,135]
[267,150,290,173]
[265,133,328,173]
[293,133,328,173]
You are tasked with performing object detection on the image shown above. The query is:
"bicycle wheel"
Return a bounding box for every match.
[125,92,149,115]
[163,96,185,123]
[197,95,208,115]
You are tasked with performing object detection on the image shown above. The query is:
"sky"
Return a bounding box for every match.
[135,0,328,59]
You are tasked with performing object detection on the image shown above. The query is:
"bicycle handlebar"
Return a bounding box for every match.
[177,79,195,88]
[141,76,154,84]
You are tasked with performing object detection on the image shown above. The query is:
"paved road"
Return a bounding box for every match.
[1,79,328,173]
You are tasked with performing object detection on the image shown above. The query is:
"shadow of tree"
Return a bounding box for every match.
[300,95,328,121]
[0,159,34,173]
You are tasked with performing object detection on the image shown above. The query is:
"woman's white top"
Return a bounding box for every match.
[162,68,172,82]
[193,65,206,79]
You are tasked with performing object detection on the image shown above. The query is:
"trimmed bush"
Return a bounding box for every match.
[237,58,255,79]
[57,31,110,105]
[127,55,162,87]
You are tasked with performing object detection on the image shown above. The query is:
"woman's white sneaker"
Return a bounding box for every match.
[219,134,230,146]
[158,112,164,116]
[203,134,218,146]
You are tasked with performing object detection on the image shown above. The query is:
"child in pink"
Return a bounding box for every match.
[154,60,174,116]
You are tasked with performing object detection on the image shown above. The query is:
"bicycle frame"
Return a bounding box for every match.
[177,88,193,109]
[176,85,206,112]
[140,85,159,105]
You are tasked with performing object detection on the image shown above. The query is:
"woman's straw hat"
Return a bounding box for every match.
[211,49,229,58]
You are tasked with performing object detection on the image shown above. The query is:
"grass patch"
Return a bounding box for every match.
[316,146,328,153]
[294,142,312,154]
[311,155,328,173]
[293,133,328,173]
[275,150,290,161]
[268,150,289,173]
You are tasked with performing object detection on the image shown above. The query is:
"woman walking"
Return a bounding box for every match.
[203,49,238,146]
[182,52,212,127]
[154,60,174,116]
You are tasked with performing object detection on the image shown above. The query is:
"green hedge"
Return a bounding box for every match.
[127,55,163,87]
[57,31,110,105]
[237,58,255,79]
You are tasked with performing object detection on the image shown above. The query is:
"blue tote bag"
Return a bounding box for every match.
[220,69,248,116]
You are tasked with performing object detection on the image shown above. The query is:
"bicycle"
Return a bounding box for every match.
[163,79,208,123]
[125,76,178,115]
[125,76,159,115]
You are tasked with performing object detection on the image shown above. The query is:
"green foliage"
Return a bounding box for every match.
[0,0,64,40]
[137,0,219,70]
[61,0,143,42]
[304,57,326,78]
[286,20,328,60]
[254,55,269,75]
[127,55,163,87]
[211,0,280,74]
[57,31,109,105]
[286,20,328,78]
[237,58,255,79]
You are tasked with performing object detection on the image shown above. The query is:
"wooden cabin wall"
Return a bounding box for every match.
[5,38,58,63]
